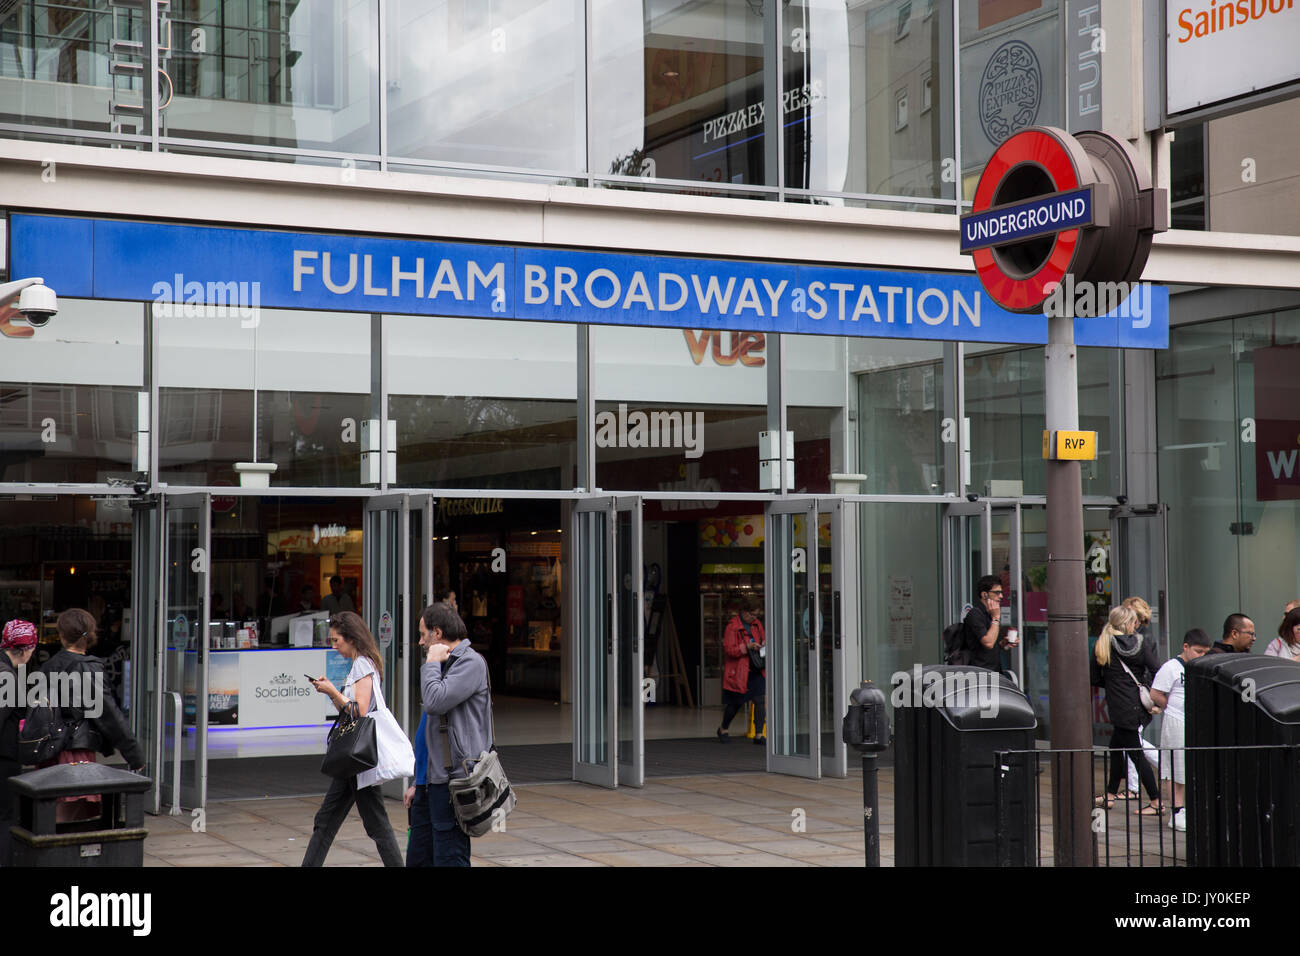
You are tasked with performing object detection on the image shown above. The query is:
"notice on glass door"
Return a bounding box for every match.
[888,576,914,648]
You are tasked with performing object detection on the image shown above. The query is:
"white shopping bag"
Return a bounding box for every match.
[355,679,415,789]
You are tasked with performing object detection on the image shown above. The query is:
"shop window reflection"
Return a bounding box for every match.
[592,0,768,187]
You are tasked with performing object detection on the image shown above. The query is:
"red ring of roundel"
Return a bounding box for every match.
[972,128,1082,313]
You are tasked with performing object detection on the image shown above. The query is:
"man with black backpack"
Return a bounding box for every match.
[957,575,1009,672]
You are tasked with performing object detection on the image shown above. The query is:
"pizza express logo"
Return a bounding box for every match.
[980,40,1042,145]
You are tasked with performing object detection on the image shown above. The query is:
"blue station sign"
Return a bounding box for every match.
[10,213,1168,349]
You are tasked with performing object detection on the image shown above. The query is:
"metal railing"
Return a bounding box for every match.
[993,743,1300,867]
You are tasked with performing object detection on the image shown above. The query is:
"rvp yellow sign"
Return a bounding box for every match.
[1042,430,1097,461]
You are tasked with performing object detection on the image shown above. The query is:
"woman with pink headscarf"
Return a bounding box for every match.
[0,620,38,866]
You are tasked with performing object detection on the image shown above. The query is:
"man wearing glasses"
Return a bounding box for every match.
[1209,613,1256,654]
[962,575,1013,672]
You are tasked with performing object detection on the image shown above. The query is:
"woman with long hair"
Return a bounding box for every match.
[302,611,403,867]
[1264,606,1300,660]
[1091,605,1164,815]
[39,608,145,822]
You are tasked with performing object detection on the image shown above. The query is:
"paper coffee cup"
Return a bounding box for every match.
[1005,628,1019,646]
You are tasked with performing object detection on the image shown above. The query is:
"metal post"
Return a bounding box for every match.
[1045,314,1094,866]
[862,753,879,867]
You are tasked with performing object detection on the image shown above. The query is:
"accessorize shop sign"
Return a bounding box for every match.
[10,214,1167,348]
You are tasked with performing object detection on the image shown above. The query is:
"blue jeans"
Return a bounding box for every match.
[406,784,434,867]
[428,782,471,867]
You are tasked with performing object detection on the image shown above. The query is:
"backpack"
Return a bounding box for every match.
[18,695,72,765]
[942,621,970,666]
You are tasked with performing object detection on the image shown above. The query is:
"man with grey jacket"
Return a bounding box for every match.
[420,602,491,867]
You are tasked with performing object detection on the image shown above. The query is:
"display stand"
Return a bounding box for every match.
[653,597,694,708]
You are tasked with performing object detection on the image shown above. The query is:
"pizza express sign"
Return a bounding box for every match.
[960,127,1167,315]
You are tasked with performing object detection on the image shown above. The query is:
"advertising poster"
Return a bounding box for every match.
[1255,346,1300,502]
[888,575,915,648]
[237,649,331,727]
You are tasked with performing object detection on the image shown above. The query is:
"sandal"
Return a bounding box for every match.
[1138,803,1164,816]
[1093,794,1117,809]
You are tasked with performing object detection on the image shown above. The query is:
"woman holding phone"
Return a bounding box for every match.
[301,611,403,867]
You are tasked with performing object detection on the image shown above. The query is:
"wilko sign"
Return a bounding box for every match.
[1255,346,1300,501]
[960,127,1166,314]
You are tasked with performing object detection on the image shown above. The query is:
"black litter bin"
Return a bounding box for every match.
[894,665,1037,866]
[1185,653,1300,866]
[7,763,151,867]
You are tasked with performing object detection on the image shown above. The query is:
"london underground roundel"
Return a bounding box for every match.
[960,126,1167,315]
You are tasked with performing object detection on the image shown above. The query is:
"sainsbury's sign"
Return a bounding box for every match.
[10,214,1167,348]
[1166,0,1300,115]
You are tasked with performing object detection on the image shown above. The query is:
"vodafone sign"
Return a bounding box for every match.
[1166,0,1300,116]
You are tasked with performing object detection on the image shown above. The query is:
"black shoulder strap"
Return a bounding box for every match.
[438,656,456,774]
[437,652,496,772]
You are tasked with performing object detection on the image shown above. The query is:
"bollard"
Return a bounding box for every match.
[842,680,890,867]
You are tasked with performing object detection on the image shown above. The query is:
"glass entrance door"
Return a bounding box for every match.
[161,493,210,812]
[943,499,990,627]
[363,494,413,798]
[819,500,847,778]
[572,495,644,789]
[616,497,644,788]
[766,498,820,779]
[1110,504,1170,655]
[130,498,163,814]
[573,497,616,788]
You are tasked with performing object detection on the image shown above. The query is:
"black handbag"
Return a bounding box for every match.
[321,702,378,778]
[741,618,764,672]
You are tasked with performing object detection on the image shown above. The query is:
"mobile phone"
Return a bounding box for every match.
[305,674,317,682]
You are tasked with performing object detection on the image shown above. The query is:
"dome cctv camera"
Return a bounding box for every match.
[0,277,58,329]
[16,282,57,326]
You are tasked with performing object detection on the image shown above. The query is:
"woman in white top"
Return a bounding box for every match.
[1264,606,1300,660]
[302,611,403,867]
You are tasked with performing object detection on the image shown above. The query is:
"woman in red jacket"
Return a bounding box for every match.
[718,597,766,744]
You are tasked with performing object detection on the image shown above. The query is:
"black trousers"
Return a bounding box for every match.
[0,761,17,867]
[721,671,766,735]
[302,774,404,867]
[1107,726,1160,801]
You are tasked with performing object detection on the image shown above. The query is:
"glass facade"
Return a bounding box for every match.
[157,306,370,487]
[387,314,577,489]
[965,343,1117,497]
[1158,291,1300,646]
[0,0,975,208]
[0,299,143,483]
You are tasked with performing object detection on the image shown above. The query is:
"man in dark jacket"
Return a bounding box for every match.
[1208,613,1255,654]
[962,575,1010,672]
[1,620,38,866]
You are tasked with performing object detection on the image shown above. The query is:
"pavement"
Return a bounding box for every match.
[141,763,1186,867]
[142,770,878,867]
